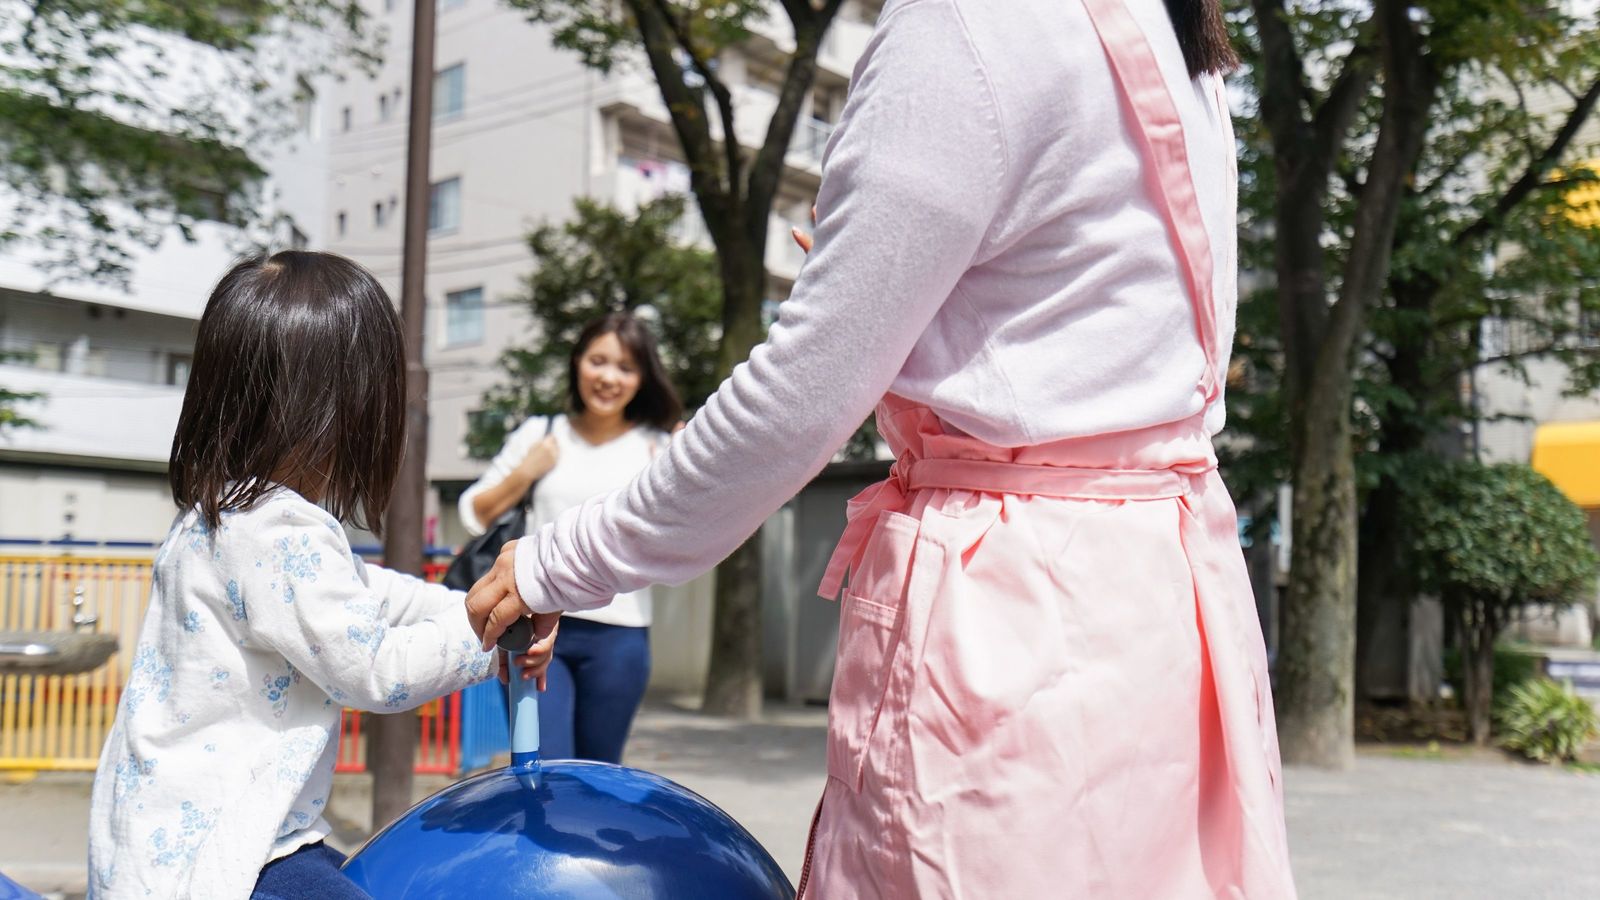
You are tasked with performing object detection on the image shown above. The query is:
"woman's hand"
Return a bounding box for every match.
[790,205,818,253]
[517,435,560,483]
[467,541,529,647]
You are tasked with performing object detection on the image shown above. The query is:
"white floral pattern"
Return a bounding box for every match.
[89,489,495,900]
[123,646,173,715]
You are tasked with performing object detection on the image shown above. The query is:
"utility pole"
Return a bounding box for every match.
[370,0,436,831]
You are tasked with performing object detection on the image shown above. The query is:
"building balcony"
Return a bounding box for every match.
[745,8,875,81]
[0,365,185,469]
[599,74,833,183]
[0,221,250,321]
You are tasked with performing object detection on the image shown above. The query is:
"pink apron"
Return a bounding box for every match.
[795,0,1297,896]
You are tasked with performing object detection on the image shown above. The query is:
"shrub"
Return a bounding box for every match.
[1404,462,1600,744]
[1495,678,1599,763]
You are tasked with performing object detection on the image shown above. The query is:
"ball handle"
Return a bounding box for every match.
[497,618,542,786]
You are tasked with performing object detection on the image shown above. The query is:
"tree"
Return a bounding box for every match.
[0,0,375,285]
[505,0,847,716]
[1403,461,1597,744]
[1231,0,1600,766]
[468,195,724,456]
[0,351,41,432]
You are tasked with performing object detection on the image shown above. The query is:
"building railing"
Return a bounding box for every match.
[788,117,834,169]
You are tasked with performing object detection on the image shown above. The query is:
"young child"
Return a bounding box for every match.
[87,251,553,900]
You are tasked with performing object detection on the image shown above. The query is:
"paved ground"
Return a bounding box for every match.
[5,701,1600,898]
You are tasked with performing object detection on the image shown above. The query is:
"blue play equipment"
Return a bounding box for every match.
[342,620,795,899]
[0,872,41,900]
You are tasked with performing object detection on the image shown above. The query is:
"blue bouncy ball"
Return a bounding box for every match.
[342,619,795,899]
[0,871,41,900]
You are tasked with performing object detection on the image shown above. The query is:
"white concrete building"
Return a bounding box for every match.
[305,0,881,693]
[0,61,329,554]
[1473,89,1600,647]
[314,0,882,550]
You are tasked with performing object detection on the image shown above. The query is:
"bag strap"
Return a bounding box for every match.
[518,414,557,512]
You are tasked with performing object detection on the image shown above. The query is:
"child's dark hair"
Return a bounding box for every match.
[170,251,405,534]
[567,312,683,432]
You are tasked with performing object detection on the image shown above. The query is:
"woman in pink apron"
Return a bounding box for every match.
[470,0,1298,895]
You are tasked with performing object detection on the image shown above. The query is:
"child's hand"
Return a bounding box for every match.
[500,613,560,689]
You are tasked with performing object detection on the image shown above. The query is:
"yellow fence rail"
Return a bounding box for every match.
[0,556,154,771]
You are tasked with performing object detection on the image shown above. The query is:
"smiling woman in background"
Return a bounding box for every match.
[458,312,679,764]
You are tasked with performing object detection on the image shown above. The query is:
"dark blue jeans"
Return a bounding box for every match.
[251,841,370,900]
[507,617,650,764]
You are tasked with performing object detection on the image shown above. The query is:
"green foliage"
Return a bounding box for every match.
[0,0,377,284]
[1404,462,1598,611]
[1442,644,1544,708]
[1496,678,1599,763]
[504,0,766,73]
[0,350,42,432]
[467,196,723,458]
[1222,1,1600,499]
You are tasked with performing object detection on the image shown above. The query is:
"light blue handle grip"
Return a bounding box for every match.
[507,650,541,787]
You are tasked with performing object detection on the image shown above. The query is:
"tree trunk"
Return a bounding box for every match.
[1458,602,1498,746]
[1356,481,1410,700]
[1275,381,1359,769]
[703,535,765,716]
[1274,2,1439,767]
[701,234,770,717]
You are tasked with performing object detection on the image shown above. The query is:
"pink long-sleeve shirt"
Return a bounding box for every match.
[514,0,1239,613]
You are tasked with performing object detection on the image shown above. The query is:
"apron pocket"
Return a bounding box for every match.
[827,511,919,792]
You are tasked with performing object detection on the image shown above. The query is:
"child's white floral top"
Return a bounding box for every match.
[88,488,497,899]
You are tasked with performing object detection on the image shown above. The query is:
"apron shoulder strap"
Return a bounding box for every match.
[1079,0,1222,401]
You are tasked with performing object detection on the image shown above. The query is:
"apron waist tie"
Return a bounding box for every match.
[818,454,1211,600]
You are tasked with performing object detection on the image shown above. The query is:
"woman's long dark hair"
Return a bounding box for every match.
[1163,0,1238,77]
[170,251,406,534]
[567,312,683,432]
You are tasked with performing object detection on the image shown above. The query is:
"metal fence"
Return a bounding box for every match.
[0,555,462,774]
[0,556,150,771]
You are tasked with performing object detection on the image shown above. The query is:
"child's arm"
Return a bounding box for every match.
[363,564,464,628]
[238,506,510,712]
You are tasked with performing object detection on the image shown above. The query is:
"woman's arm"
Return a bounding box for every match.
[457,418,559,535]
[484,0,1008,629]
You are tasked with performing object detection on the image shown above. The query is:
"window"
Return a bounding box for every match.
[445,286,485,346]
[336,211,348,237]
[428,177,461,233]
[1580,308,1600,349]
[435,64,466,120]
[167,354,193,387]
[290,225,309,250]
[30,342,63,372]
[341,106,352,132]
[378,93,390,122]
[294,77,318,137]
[439,0,467,12]
[385,0,396,10]
[373,201,387,228]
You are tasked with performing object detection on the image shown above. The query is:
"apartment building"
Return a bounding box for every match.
[0,61,328,551]
[317,0,883,547]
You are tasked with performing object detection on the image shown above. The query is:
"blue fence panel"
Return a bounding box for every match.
[459,679,511,772]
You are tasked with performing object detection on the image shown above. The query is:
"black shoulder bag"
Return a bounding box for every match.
[443,416,555,591]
